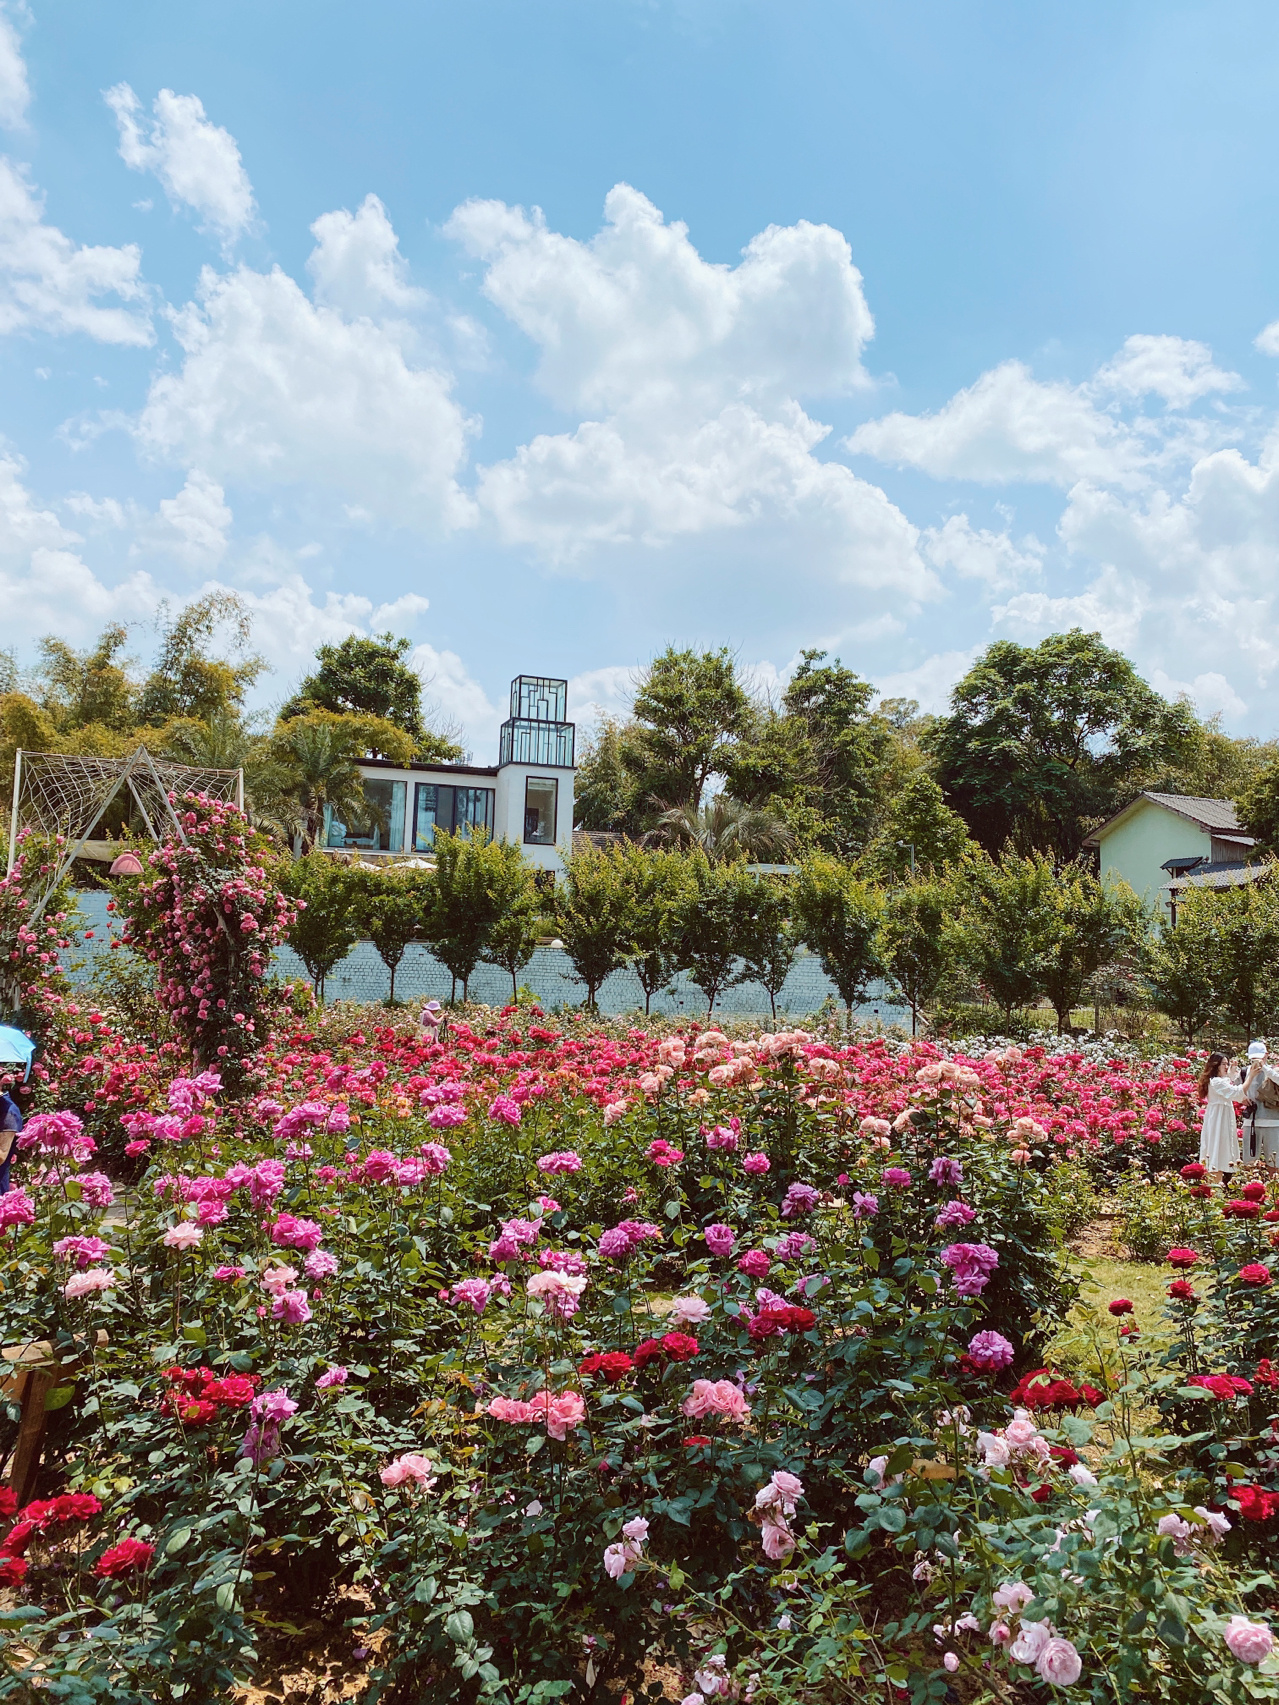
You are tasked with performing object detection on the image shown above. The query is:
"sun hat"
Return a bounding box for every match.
[1248,1041,1268,1059]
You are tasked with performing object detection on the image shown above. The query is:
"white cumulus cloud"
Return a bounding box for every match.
[307,194,428,320]
[922,513,1045,590]
[135,221,476,530]
[105,83,255,249]
[0,158,151,344]
[1093,334,1243,407]
[450,185,932,604]
[138,469,232,571]
[848,359,1147,488]
[0,4,29,130]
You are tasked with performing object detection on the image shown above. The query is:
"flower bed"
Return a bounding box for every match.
[2,1015,1275,1703]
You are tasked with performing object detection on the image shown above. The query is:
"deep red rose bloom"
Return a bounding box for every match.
[1168,1279,1197,1301]
[94,1536,155,1579]
[1255,1359,1279,1390]
[1180,1163,1206,1180]
[1029,1483,1052,1504]
[579,1351,634,1382]
[1265,1210,1279,1223]
[659,1332,700,1362]
[1243,1181,1268,1202]
[1233,1484,1279,1521]
[0,1555,27,1587]
[1239,1263,1273,1287]
[1008,1368,1097,1410]
[1225,1200,1262,1220]
[1049,1445,1080,1468]
[1108,1298,1133,1316]
[1167,1248,1200,1268]
[683,1435,712,1447]
[0,1488,14,1520]
[1190,1185,1213,1199]
[632,1338,664,1369]
[1,1518,36,1555]
[176,1398,218,1426]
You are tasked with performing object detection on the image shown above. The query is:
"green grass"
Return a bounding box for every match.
[1047,1252,1175,1384]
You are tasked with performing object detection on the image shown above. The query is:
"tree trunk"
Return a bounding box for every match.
[769,988,777,1022]
[389,962,397,1003]
[511,969,518,1002]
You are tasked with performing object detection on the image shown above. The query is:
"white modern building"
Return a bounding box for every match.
[324,675,576,877]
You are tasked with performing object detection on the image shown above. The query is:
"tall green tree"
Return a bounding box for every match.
[626,646,755,813]
[555,843,633,1009]
[573,717,646,833]
[1206,880,1279,1042]
[282,631,463,760]
[482,846,544,1001]
[618,844,690,1014]
[424,832,511,1003]
[878,878,954,1036]
[928,630,1199,858]
[671,853,758,1016]
[736,876,800,1022]
[1237,755,1279,856]
[792,857,885,1020]
[36,625,137,732]
[861,771,972,881]
[777,650,888,855]
[1143,892,1230,1042]
[949,852,1061,1025]
[360,866,431,1004]
[281,853,363,1001]
[1038,867,1146,1033]
[137,593,264,724]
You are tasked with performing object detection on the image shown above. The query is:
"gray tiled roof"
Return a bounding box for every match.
[1162,862,1269,893]
[1142,793,1244,833]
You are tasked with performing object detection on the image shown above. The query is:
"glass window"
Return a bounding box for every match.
[524,777,558,845]
[340,777,405,852]
[414,783,443,852]
[414,783,494,849]
[455,787,495,840]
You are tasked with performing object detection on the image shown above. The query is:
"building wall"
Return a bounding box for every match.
[350,760,575,874]
[1098,802,1211,911]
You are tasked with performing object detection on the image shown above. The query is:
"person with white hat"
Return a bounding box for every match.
[1242,1041,1279,1165]
[1198,1051,1259,1178]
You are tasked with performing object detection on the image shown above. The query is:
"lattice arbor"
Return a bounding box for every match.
[7,746,243,923]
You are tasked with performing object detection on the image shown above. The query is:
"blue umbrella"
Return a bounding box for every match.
[0,1025,35,1079]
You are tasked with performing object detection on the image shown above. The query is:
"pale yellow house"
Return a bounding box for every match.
[1083,793,1257,921]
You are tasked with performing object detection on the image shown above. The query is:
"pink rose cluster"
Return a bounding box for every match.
[940,1242,1000,1297]
[486,1389,586,1441]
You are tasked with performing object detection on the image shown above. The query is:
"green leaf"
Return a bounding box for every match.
[663,1199,681,1220]
[181,1323,207,1348]
[526,1434,545,1455]
[215,1581,237,1611]
[1060,1413,1093,1447]
[166,1528,192,1555]
[446,1610,475,1644]
[877,1505,907,1534]
[43,1385,75,1413]
[667,1560,685,1590]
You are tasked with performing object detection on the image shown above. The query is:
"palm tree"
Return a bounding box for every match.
[648,795,795,865]
[162,711,301,847]
[270,716,370,852]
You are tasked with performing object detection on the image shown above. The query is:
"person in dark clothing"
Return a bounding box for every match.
[0,1086,24,1194]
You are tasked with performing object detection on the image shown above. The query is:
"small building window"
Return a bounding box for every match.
[524,776,558,845]
[414,782,495,851]
[325,778,406,852]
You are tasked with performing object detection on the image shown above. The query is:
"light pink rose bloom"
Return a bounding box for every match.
[760,1517,796,1561]
[64,1267,115,1298]
[380,1452,436,1489]
[667,1295,711,1327]
[162,1222,203,1250]
[260,1265,299,1296]
[682,1379,751,1422]
[538,1390,586,1441]
[755,1471,804,1517]
[1224,1616,1275,1664]
[1009,1621,1053,1664]
[1035,1637,1083,1686]
[989,1622,1011,1646]
[993,1581,1034,1615]
[942,1653,959,1673]
[487,1396,535,1424]
[1194,1505,1231,1541]
[603,1542,632,1580]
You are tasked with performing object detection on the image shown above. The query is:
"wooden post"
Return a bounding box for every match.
[7,748,20,876]
[0,1332,107,1507]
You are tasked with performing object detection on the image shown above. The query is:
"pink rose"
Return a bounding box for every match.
[1224,1616,1275,1664]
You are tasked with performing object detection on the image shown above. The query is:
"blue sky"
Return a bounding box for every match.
[2,0,1279,752]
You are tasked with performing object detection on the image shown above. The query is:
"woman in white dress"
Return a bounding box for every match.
[1198,1052,1257,1178]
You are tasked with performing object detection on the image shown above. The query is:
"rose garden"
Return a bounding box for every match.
[3,797,1279,1705]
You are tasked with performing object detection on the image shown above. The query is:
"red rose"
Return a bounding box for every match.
[1190,1185,1213,1199]
[682,1435,712,1448]
[659,1332,700,1362]
[0,1488,15,1520]
[1168,1280,1197,1302]
[1180,1162,1206,1180]
[1256,1359,1279,1390]
[1232,1484,1279,1521]
[94,1536,155,1579]
[1239,1263,1273,1288]
[0,1554,27,1587]
[1188,1373,1254,1400]
[1243,1181,1267,1202]
[1108,1298,1134,1316]
[579,1351,634,1382]
[632,1338,664,1369]
[1167,1248,1200,1268]
[1225,1200,1262,1220]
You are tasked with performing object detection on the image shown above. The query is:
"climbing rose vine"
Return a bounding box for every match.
[115,793,295,1083]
